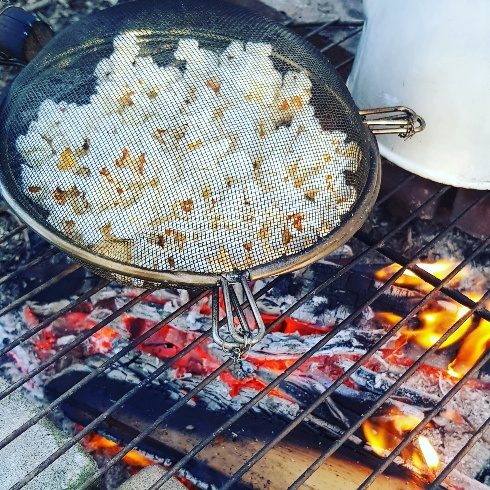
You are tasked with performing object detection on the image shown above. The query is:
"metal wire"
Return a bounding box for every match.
[0,287,156,404]
[16,278,280,489]
[289,249,490,489]
[151,191,490,489]
[0,16,489,490]
[356,231,490,322]
[0,247,57,286]
[0,263,80,318]
[0,278,109,358]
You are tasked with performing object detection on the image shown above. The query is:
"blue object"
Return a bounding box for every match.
[0,6,51,61]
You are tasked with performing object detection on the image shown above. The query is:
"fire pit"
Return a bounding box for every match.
[0,5,489,490]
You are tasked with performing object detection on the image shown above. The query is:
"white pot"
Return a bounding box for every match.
[347,0,490,190]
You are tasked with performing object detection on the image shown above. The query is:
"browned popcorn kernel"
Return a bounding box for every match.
[52,187,68,205]
[118,86,135,107]
[243,241,253,251]
[206,77,221,94]
[290,96,303,109]
[167,256,176,268]
[75,166,91,176]
[164,228,186,250]
[179,199,194,213]
[100,223,113,240]
[278,99,290,112]
[287,212,304,232]
[153,128,167,145]
[225,176,237,188]
[282,227,292,246]
[28,185,42,193]
[325,174,333,191]
[115,148,146,175]
[57,148,77,171]
[187,139,203,151]
[202,184,212,200]
[63,220,76,237]
[94,239,132,263]
[115,147,131,167]
[258,223,269,241]
[213,107,224,119]
[305,189,319,201]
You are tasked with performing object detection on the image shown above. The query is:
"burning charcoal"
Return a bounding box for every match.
[0,376,96,488]
[348,364,439,410]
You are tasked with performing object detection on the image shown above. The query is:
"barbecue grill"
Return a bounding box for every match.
[0,8,489,490]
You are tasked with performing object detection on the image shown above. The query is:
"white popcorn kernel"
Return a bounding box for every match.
[16,133,53,166]
[220,40,245,63]
[245,42,273,58]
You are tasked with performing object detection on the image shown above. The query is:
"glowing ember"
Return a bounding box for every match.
[375,260,460,293]
[82,432,154,468]
[417,435,440,470]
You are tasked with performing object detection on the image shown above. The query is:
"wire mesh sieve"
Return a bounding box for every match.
[0,0,404,353]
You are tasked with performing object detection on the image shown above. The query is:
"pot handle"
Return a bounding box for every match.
[359,106,425,138]
[211,274,266,359]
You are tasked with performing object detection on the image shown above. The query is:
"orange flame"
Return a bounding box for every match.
[417,435,439,470]
[376,260,489,379]
[447,316,490,379]
[401,301,476,350]
[375,260,460,294]
[82,432,154,468]
[362,408,421,457]
[362,408,440,476]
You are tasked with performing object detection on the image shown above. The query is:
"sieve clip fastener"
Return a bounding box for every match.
[211,274,266,360]
[360,106,425,138]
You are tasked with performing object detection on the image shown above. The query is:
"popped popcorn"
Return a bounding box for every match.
[17,32,362,275]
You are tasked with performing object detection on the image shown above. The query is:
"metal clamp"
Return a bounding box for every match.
[359,106,426,138]
[211,274,266,360]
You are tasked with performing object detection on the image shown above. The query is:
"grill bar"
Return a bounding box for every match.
[211,208,490,490]
[0,278,108,358]
[12,277,280,490]
[289,273,490,488]
[0,223,26,245]
[0,171,454,486]
[356,230,490,321]
[0,248,57,286]
[320,27,363,53]
[27,179,453,487]
[303,19,339,38]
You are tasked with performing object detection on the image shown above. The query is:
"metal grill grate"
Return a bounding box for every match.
[0,16,489,490]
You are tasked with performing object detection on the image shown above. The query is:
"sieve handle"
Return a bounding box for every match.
[359,106,425,138]
[211,274,266,359]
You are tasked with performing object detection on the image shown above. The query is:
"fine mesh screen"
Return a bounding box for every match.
[0,0,373,283]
